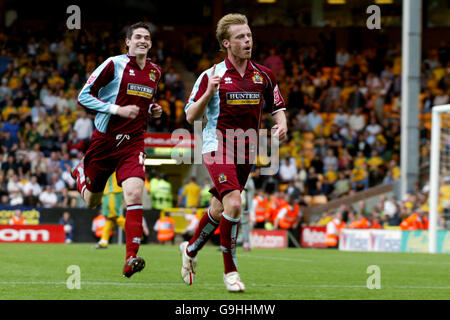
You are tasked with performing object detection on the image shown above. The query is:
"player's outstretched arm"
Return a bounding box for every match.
[186,64,221,124]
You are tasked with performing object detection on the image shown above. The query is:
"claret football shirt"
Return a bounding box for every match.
[185,57,286,156]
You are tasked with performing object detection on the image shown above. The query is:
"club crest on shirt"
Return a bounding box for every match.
[252,71,263,84]
[86,177,91,185]
[149,69,157,82]
[218,173,227,184]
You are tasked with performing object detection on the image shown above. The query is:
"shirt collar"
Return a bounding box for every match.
[224,57,255,73]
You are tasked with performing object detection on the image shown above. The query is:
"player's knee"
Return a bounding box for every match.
[124,189,142,204]
[225,197,242,216]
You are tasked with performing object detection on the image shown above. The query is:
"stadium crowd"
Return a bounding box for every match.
[0,23,449,231]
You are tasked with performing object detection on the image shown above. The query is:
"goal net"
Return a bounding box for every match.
[429,104,450,253]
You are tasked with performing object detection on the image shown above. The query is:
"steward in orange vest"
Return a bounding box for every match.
[326,211,346,248]
[92,214,113,238]
[251,190,269,228]
[154,213,176,243]
[400,212,428,230]
[9,210,26,225]
[267,192,287,225]
[274,196,301,230]
[348,216,370,229]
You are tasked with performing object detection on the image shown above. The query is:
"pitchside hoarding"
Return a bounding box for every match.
[301,226,327,248]
[401,230,450,253]
[250,229,287,248]
[339,229,402,252]
[0,225,65,243]
[0,207,41,225]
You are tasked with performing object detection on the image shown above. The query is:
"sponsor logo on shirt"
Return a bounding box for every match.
[87,74,97,85]
[226,92,261,105]
[127,83,154,99]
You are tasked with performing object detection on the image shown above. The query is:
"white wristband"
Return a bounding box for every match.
[109,104,120,115]
[148,103,154,114]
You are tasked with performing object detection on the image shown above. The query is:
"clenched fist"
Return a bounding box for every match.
[150,103,163,118]
[117,105,140,119]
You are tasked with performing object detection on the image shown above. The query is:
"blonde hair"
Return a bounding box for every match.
[216,13,248,52]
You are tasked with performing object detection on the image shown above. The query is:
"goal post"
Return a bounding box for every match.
[429,104,450,253]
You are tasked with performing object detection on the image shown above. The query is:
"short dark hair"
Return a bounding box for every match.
[126,22,152,40]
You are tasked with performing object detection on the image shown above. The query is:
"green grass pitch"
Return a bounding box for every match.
[0,243,449,300]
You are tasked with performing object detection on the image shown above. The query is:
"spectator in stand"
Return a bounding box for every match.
[7,173,23,206]
[2,114,20,145]
[50,171,66,201]
[330,171,350,200]
[348,107,366,133]
[333,108,349,128]
[2,98,17,121]
[55,89,69,114]
[42,88,57,115]
[307,106,323,132]
[17,99,31,121]
[263,48,284,77]
[306,166,321,196]
[39,185,58,208]
[73,110,93,143]
[17,154,31,178]
[279,157,298,184]
[164,66,177,88]
[22,175,41,206]
[2,154,19,175]
[323,149,338,173]
[68,130,85,156]
[351,163,369,191]
[367,149,384,185]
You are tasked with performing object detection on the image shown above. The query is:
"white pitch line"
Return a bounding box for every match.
[200,251,312,263]
[1,281,449,290]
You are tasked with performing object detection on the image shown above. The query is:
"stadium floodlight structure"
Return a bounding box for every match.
[429,104,450,253]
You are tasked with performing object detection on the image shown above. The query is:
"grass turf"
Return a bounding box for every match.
[0,243,449,300]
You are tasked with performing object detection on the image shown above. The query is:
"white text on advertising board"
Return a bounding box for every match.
[302,228,326,246]
[0,229,50,242]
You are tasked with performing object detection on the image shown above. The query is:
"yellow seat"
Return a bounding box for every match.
[311,195,328,206]
[303,195,312,205]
